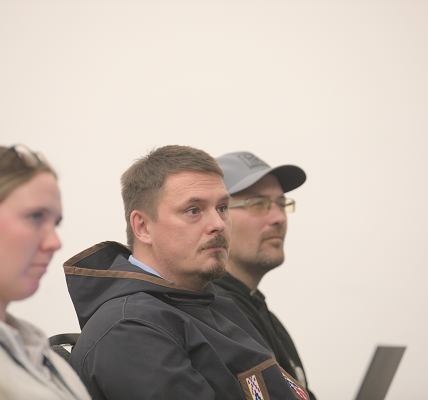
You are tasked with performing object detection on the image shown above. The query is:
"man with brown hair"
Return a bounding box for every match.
[65,146,308,400]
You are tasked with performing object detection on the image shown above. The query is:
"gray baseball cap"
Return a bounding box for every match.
[216,151,306,195]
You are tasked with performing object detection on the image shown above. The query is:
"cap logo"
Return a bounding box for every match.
[238,153,269,169]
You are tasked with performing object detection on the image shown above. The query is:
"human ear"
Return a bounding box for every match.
[130,210,152,245]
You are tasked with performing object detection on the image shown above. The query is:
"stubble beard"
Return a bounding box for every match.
[197,235,229,282]
[238,242,285,277]
[197,250,227,282]
[255,249,284,272]
[255,231,286,271]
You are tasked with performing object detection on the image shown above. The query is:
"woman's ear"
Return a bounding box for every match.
[130,210,152,245]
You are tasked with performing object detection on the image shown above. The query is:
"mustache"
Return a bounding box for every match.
[199,235,229,252]
[261,228,286,241]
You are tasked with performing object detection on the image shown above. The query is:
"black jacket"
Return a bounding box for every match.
[214,273,316,400]
[65,242,308,400]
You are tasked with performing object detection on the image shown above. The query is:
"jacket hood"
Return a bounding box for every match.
[64,241,217,329]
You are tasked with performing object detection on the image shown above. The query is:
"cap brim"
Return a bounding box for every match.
[227,165,306,195]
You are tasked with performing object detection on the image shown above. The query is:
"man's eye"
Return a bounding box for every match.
[218,205,228,213]
[186,208,199,216]
[250,200,266,208]
[277,200,287,208]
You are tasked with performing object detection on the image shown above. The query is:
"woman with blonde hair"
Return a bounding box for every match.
[0,145,91,399]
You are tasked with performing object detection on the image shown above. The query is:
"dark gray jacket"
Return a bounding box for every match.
[214,272,316,400]
[65,241,308,400]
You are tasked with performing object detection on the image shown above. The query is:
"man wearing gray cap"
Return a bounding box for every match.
[214,151,316,400]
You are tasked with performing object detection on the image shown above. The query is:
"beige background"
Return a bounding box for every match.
[2,1,427,398]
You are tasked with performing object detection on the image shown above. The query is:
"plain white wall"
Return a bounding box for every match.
[2,1,427,398]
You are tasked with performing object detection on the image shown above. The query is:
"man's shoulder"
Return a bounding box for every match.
[72,292,192,361]
[89,291,197,324]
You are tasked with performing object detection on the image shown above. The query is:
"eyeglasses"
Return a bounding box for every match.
[229,196,295,215]
[0,144,48,169]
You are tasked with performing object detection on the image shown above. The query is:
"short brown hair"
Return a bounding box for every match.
[121,145,223,249]
[0,145,56,204]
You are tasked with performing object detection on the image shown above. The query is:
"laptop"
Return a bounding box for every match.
[354,345,406,400]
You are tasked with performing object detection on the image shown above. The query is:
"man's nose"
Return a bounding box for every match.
[208,209,227,233]
[268,202,287,226]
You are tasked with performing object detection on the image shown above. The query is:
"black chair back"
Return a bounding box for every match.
[49,333,80,363]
